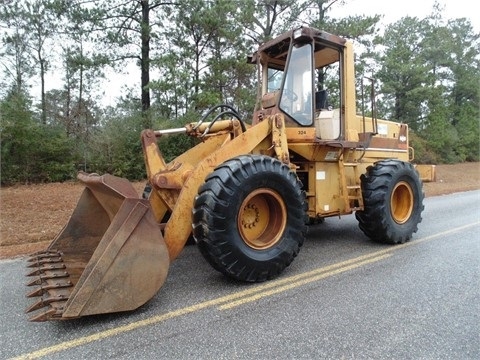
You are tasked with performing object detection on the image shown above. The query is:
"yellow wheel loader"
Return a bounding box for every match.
[25,27,425,321]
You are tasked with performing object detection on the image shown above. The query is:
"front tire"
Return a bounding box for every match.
[355,160,424,244]
[192,155,307,282]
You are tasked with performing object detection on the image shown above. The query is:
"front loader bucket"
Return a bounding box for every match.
[25,173,169,321]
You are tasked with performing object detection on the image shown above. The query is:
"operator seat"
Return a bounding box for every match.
[315,89,327,110]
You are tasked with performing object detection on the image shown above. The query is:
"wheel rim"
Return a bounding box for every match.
[238,188,287,249]
[390,181,414,224]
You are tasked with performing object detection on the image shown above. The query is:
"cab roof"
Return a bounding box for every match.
[247,27,347,68]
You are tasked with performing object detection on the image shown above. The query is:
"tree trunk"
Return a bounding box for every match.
[141,0,151,128]
[39,54,46,124]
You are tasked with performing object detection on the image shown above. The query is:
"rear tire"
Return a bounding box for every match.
[355,160,424,244]
[192,155,307,282]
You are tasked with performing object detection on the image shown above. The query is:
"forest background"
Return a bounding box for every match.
[1,0,479,184]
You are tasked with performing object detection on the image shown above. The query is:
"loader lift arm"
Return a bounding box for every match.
[142,114,291,261]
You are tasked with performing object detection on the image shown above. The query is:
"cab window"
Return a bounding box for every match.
[279,44,313,126]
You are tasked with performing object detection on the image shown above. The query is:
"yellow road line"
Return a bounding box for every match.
[12,254,388,360]
[12,221,480,360]
[218,254,391,310]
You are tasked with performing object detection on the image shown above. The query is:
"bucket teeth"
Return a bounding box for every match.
[28,309,64,322]
[26,272,69,286]
[27,250,61,262]
[26,257,62,267]
[26,263,66,277]
[25,294,68,314]
[25,249,72,321]
[26,281,73,297]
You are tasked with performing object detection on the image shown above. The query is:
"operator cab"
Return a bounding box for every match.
[248,27,346,140]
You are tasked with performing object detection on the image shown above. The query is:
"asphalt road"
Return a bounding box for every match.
[1,190,479,360]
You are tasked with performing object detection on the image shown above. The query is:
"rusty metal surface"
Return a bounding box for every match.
[25,173,169,321]
[248,26,346,65]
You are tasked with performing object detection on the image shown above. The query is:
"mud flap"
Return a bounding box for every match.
[26,173,169,321]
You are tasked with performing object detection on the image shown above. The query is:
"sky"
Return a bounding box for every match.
[328,0,479,32]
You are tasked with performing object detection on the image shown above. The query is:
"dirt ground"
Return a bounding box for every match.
[1,162,479,259]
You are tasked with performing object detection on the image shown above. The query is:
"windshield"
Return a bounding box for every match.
[279,44,314,126]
